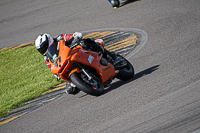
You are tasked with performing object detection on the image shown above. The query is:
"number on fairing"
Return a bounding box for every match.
[88,55,94,64]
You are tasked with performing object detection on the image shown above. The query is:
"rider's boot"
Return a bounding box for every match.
[103,49,117,63]
[66,81,80,95]
[94,40,116,63]
[104,49,125,66]
[95,39,119,64]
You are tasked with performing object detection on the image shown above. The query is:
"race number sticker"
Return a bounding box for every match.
[88,55,94,64]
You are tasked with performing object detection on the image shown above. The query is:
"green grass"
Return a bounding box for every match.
[0,46,64,118]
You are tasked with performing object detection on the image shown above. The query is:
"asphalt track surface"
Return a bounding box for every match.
[0,0,200,133]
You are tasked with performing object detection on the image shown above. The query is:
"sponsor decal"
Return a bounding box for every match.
[88,55,94,64]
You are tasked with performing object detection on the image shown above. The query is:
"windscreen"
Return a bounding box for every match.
[46,42,59,63]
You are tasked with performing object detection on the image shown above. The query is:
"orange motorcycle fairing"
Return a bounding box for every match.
[70,49,118,84]
[49,40,78,77]
[48,39,118,85]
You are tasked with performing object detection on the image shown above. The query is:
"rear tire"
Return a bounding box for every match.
[115,56,134,80]
[70,72,104,96]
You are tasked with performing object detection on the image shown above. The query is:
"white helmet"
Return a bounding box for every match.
[35,33,54,55]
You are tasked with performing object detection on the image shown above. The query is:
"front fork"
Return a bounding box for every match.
[77,64,99,87]
[78,64,92,81]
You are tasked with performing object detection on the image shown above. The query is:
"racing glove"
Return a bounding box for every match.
[72,32,83,45]
[73,32,82,40]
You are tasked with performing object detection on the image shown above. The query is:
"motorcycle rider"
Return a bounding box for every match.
[35,32,117,95]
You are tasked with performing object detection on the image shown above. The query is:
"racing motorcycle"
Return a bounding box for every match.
[46,38,134,96]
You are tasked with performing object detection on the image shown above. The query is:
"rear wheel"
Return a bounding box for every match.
[115,55,134,80]
[70,72,104,96]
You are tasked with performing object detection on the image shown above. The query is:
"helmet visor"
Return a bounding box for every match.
[37,35,49,55]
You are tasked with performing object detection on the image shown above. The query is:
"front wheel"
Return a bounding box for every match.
[115,55,134,81]
[70,72,104,96]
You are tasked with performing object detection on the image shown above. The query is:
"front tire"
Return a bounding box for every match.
[70,72,104,96]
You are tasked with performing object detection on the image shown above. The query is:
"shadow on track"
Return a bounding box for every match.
[104,65,160,94]
[120,0,140,7]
